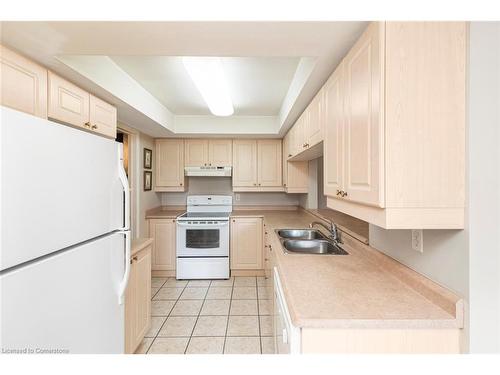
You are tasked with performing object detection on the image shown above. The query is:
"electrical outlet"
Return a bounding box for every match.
[411,230,423,253]
[235,193,241,202]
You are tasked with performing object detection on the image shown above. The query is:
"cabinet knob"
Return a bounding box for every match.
[180,183,183,186]
[258,183,261,186]
[265,258,269,261]
[133,256,138,261]
[336,189,341,196]
[253,183,257,186]
[91,124,98,130]
[288,154,292,157]
[209,163,212,166]
[232,219,235,223]
[84,122,91,128]
[342,191,348,197]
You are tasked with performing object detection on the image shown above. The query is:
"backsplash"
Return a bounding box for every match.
[160,177,302,206]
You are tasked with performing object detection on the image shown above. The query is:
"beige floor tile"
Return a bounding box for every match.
[151,277,168,288]
[227,316,259,336]
[186,337,225,354]
[256,276,268,287]
[144,316,167,338]
[261,337,275,354]
[179,287,208,300]
[230,299,258,316]
[224,337,261,354]
[153,287,184,300]
[257,286,270,300]
[200,299,230,316]
[164,278,188,287]
[148,338,189,354]
[232,287,257,300]
[192,316,228,337]
[151,287,160,299]
[234,276,257,287]
[210,278,234,287]
[186,280,212,287]
[151,300,175,316]
[259,315,273,336]
[170,300,203,316]
[158,316,197,337]
[134,337,153,354]
[258,299,272,315]
[206,287,232,300]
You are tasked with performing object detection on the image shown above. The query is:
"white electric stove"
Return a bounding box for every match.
[176,195,232,279]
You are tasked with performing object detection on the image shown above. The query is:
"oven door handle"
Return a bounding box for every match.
[176,221,229,227]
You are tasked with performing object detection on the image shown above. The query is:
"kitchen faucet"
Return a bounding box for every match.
[309,221,342,243]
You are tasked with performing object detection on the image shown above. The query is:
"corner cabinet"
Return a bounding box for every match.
[148,218,177,274]
[0,44,47,119]
[323,22,466,229]
[233,139,283,192]
[230,217,264,271]
[155,139,187,192]
[125,243,152,354]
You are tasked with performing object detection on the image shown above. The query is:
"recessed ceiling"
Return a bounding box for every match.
[111,56,300,116]
[0,21,368,137]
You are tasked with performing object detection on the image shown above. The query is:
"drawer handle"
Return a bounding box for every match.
[341,191,348,197]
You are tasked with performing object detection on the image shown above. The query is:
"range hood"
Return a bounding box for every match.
[184,166,232,177]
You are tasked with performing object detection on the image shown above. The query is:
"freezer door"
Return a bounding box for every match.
[0,107,125,270]
[0,232,126,354]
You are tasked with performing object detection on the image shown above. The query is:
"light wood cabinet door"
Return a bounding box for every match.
[89,95,117,138]
[149,219,176,271]
[232,140,257,187]
[155,139,185,191]
[230,217,263,270]
[285,161,309,193]
[0,45,47,118]
[257,139,282,187]
[209,139,232,166]
[125,246,152,354]
[185,139,209,167]
[48,71,90,129]
[323,62,345,198]
[306,90,324,147]
[343,22,384,207]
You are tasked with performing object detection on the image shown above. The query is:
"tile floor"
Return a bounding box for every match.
[136,276,275,354]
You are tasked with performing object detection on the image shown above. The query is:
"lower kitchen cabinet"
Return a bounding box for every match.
[230,217,264,272]
[148,218,176,274]
[125,243,152,354]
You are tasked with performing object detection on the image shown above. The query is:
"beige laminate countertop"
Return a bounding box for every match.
[145,206,185,219]
[131,238,153,257]
[233,209,464,330]
[146,206,463,329]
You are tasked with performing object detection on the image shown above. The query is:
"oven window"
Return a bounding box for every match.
[186,229,220,249]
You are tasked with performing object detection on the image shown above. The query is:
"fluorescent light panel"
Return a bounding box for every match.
[182,57,234,117]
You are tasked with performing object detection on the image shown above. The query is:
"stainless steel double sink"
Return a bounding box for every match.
[275,229,348,255]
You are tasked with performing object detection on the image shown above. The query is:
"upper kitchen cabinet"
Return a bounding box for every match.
[89,95,117,138]
[48,72,117,138]
[287,89,325,161]
[324,22,466,229]
[208,139,232,166]
[185,139,232,167]
[257,139,282,187]
[155,139,187,192]
[233,139,283,191]
[0,45,47,119]
[283,133,308,193]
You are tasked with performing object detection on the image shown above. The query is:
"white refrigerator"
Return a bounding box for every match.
[0,107,131,354]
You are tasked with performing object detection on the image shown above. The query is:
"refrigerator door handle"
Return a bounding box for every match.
[118,148,130,231]
[117,230,131,305]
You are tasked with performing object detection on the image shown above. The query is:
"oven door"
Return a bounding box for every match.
[176,220,229,257]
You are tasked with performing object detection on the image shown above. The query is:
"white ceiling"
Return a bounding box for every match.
[0,21,368,137]
[111,56,300,116]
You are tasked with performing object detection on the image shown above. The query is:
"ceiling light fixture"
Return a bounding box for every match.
[182,57,234,117]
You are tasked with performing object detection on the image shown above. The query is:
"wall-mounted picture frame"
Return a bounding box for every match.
[144,171,152,191]
[143,148,152,169]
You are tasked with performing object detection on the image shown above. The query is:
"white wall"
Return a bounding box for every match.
[160,177,300,207]
[369,22,500,353]
[468,21,500,353]
[135,132,161,238]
